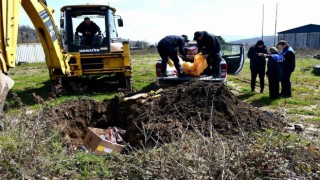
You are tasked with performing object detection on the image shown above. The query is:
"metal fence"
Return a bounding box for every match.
[16,43,45,63]
[278,32,320,49]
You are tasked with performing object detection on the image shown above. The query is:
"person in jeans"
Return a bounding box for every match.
[247,40,268,93]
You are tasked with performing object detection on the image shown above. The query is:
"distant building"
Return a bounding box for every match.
[278,24,320,49]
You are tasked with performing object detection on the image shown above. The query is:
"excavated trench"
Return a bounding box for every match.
[41,80,284,149]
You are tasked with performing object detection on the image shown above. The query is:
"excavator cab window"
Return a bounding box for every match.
[62,6,119,54]
[72,14,105,47]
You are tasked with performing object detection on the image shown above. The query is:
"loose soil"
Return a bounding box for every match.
[41,80,284,149]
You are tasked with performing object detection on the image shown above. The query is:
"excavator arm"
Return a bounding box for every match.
[0,0,72,113]
[21,0,72,77]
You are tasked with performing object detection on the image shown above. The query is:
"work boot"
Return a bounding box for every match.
[212,67,220,78]
[161,71,168,77]
[178,73,187,78]
[203,69,212,76]
[212,73,219,78]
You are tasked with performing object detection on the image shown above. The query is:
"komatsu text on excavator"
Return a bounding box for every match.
[0,0,131,114]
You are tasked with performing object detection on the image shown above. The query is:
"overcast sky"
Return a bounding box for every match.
[19,0,320,43]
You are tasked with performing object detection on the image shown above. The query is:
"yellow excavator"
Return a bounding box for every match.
[0,0,132,113]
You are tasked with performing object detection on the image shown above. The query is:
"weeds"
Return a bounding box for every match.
[120,124,320,179]
[0,92,319,179]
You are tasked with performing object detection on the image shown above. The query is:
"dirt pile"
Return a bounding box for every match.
[42,80,284,149]
[123,80,284,147]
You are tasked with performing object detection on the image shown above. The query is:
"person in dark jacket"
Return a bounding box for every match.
[247,40,268,93]
[76,17,101,45]
[157,35,189,77]
[193,31,221,76]
[265,47,284,99]
[277,40,295,98]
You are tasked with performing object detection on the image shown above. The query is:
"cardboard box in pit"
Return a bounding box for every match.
[84,127,125,155]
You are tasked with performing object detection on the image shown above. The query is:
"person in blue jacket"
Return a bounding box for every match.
[247,40,268,93]
[157,35,189,77]
[193,31,221,76]
[277,40,295,98]
[264,47,284,99]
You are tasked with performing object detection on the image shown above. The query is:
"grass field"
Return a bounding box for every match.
[1,51,320,179]
[7,52,320,122]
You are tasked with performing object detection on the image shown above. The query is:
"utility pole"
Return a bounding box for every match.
[262,4,264,41]
[274,3,278,46]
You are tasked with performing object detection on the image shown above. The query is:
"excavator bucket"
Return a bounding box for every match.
[0,72,14,115]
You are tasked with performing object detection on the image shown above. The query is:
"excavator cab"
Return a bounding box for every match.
[60,5,123,54]
[59,5,132,90]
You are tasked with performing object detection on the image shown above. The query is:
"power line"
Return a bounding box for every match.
[274,3,278,46]
[262,4,264,41]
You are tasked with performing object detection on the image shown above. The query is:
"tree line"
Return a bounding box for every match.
[18,25,40,43]
[17,26,226,48]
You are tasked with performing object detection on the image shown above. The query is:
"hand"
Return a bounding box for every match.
[258,53,264,56]
[179,54,186,59]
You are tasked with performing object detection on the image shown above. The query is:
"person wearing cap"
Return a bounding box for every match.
[264,47,284,99]
[277,40,295,98]
[247,40,268,93]
[193,31,221,76]
[76,17,101,45]
[157,35,189,77]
